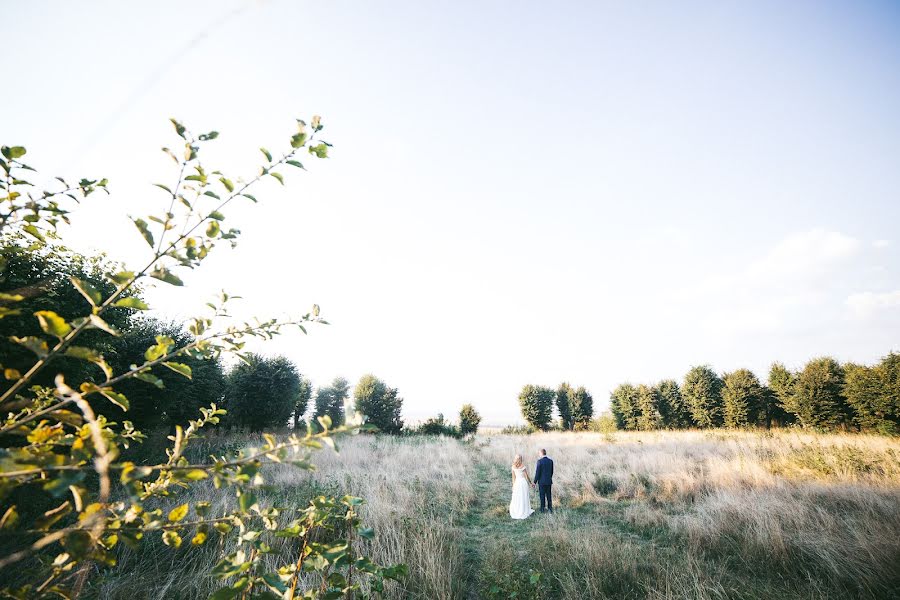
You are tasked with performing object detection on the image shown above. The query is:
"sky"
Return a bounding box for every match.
[3,1,899,424]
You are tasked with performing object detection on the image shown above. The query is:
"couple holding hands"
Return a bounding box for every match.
[509,448,554,520]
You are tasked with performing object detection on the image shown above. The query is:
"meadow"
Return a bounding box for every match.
[82,429,900,600]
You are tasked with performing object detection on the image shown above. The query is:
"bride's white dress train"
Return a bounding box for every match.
[509,466,534,519]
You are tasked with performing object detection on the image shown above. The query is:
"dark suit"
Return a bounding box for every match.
[534,456,554,512]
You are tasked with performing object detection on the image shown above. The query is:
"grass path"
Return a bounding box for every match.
[455,440,672,599]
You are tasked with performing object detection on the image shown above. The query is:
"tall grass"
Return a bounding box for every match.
[84,429,899,599]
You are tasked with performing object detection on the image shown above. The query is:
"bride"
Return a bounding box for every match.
[509,454,534,519]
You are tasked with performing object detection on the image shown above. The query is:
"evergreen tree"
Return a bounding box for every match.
[721,369,764,427]
[571,386,594,430]
[790,357,848,429]
[609,383,640,430]
[682,365,724,428]
[635,384,661,430]
[556,382,574,430]
[844,354,900,435]
[655,379,691,428]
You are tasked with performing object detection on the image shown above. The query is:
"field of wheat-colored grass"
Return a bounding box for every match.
[87,429,900,599]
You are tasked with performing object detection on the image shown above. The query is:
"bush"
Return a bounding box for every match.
[459,403,481,435]
[721,368,765,428]
[412,413,461,438]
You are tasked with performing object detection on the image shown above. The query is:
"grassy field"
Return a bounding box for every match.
[85,430,900,599]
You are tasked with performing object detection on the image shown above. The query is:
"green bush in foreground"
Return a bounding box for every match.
[0,121,405,598]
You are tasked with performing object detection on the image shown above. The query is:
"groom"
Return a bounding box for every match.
[532,448,554,513]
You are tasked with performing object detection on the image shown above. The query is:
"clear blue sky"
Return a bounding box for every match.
[4,1,899,424]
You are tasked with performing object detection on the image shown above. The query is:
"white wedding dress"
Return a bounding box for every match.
[509,466,534,519]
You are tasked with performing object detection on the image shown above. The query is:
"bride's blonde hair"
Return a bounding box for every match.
[512,454,523,469]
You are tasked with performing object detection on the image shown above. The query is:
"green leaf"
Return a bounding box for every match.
[113,297,149,310]
[309,143,329,158]
[70,276,102,307]
[208,210,225,221]
[170,118,187,139]
[241,193,257,203]
[23,224,45,242]
[153,183,173,194]
[185,469,208,481]
[132,218,154,247]
[199,131,219,141]
[134,371,164,389]
[238,492,257,513]
[206,221,220,237]
[168,503,189,522]
[1,146,26,160]
[100,389,130,411]
[286,160,304,169]
[269,172,284,185]
[162,362,192,379]
[0,292,24,302]
[35,310,71,338]
[357,527,375,540]
[260,147,272,162]
[290,132,308,148]
[219,177,234,193]
[150,268,184,286]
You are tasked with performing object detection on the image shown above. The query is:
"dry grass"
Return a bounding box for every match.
[86,429,900,599]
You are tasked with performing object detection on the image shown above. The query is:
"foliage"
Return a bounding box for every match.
[682,365,724,428]
[292,375,312,430]
[655,379,691,428]
[844,354,900,435]
[555,383,573,430]
[570,386,594,430]
[353,374,403,435]
[721,369,765,428]
[0,122,405,598]
[517,385,554,431]
[223,354,300,431]
[788,357,848,429]
[635,384,661,431]
[412,413,461,438]
[459,403,481,435]
[609,384,639,431]
[313,376,350,430]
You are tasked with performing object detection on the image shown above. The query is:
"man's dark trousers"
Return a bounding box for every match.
[539,484,552,512]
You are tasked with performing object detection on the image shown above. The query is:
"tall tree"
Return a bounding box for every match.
[518,384,554,430]
[328,376,350,426]
[313,385,334,428]
[571,386,594,430]
[459,403,482,435]
[224,354,300,431]
[635,384,662,430]
[556,382,574,430]
[609,384,639,430]
[292,376,312,430]
[721,369,765,428]
[353,374,403,434]
[655,379,691,428]
[682,365,724,428]
[766,362,796,427]
[844,354,899,435]
[789,357,848,429]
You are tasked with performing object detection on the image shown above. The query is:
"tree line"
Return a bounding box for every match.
[517,383,594,430]
[610,356,899,435]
